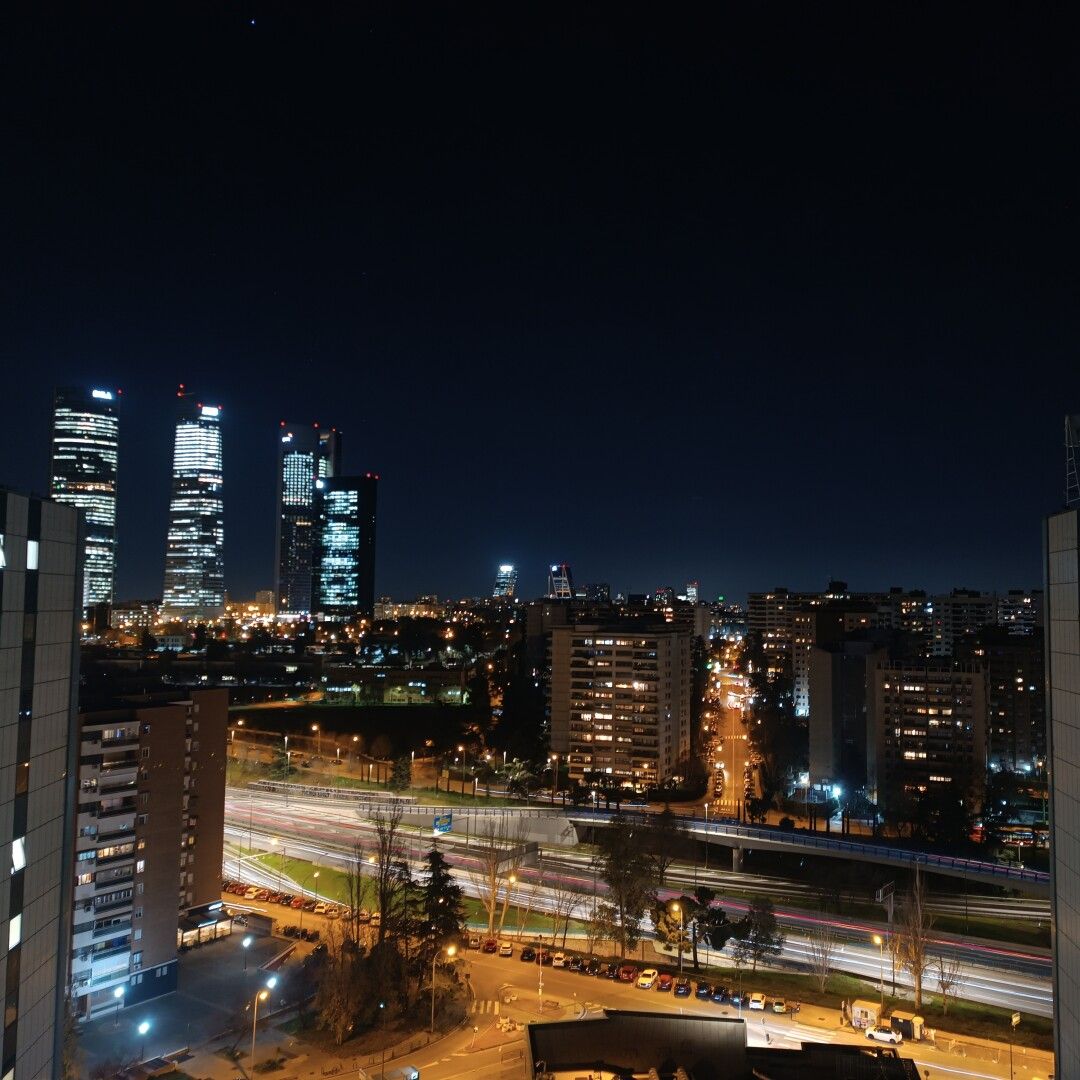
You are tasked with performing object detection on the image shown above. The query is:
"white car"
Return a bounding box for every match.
[636,968,659,989]
[314,902,329,915]
[552,952,566,968]
[865,1025,902,1044]
[499,942,513,957]
[748,992,766,1010]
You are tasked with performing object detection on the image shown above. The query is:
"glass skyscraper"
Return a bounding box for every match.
[162,391,225,617]
[492,564,518,598]
[274,422,341,613]
[316,475,377,620]
[50,386,120,607]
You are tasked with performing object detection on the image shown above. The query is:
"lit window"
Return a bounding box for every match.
[26,540,38,570]
[11,837,25,873]
[7,914,20,950]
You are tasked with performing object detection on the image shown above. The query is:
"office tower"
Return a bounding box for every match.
[1046,505,1080,1074]
[316,475,378,620]
[549,623,692,784]
[684,581,699,603]
[50,386,120,608]
[653,586,675,608]
[0,489,83,1079]
[161,391,225,618]
[866,659,987,812]
[492,564,518,598]
[547,563,573,599]
[274,422,341,614]
[70,689,227,1019]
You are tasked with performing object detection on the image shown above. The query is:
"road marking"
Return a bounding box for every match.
[471,999,501,1014]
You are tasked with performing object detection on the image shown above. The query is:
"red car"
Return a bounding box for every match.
[482,939,498,953]
[617,964,638,983]
[656,973,674,992]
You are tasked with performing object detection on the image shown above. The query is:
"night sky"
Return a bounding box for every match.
[2,7,1077,603]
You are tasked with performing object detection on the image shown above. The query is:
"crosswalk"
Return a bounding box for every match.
[471,999,501,1015]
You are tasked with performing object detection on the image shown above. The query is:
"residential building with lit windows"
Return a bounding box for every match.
[996,588,1043,635]
[316,475,378,621]
[492,564,518,598]
[70,689,227,1020]
[549,623,692,785]
[49,386,120,608]
[866,659,987,811]
[0,488,83,1080]
[274,422,341,614]
[161,391,224,618]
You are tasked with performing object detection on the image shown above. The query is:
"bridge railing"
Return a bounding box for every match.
[566,808,1050,887]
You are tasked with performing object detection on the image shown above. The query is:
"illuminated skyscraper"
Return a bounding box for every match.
[492,563,518,598]
[316,474,377,620]
[274,422,341,613]
[162,390,224,617]
[547,562,573,599]
[50,386,120,607]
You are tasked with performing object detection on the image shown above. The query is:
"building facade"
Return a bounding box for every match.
[162,393,225,618]
[549,623,692,785]
[1045,507,1080,1076]
[50,386,120,608]
[274,423,341,614]
[0,490,83,1080]
[316,475,378,621]
[70,689,227,1019]
[547,563,573,600]
[492,564,518,599]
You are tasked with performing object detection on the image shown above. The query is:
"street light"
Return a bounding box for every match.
[250,989,270,1070]
[300,870,319,931]
[431,943,457,1032]
[137,1019,150,1063]
[311,722,321,756]
[703,803,710,872]
[872,934,885,1012]
[112,984,125,1027]
[670,902,685,974]
[242,935,253,974]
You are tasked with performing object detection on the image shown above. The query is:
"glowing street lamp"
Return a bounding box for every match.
[112,984,125,1027]
[431,943,457,1032]
[872,934,885,1011]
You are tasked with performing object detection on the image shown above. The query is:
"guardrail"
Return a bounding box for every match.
[566,808,1051,888]
[245,780,417,804]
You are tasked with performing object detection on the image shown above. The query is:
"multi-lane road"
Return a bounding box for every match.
[223,788,1053,1019]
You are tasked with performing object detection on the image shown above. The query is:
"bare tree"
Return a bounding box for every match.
[371,804,413,948]
[341,838,372,945]
[548,878,582,948]
[934,951,963,1016]
[467,816,529,936]
[892,867,932,1009]
[806,923,836,993]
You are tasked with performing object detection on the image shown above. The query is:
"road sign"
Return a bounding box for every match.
[433,813,452,835]
[874,882,894,903]
[1012,1012,1021,1028]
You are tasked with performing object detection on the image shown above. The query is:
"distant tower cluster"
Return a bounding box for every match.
[275,422,341,613]
[492,564,518,598]
[162,389,225,617]
[548,562,574,599]
[50,386,120,607]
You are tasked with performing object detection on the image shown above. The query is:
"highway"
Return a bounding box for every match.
[223,788,1053,1018]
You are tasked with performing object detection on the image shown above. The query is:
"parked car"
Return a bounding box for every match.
[537,949,553,966]
[729,989,744,1007]
[370,912,381,927]
[278,894,294,906]
[302,899,317,912]
[551,952,566,968]
[618,964,638,983]
[772,998,787,1014]
[711,985,728,1003]
[673,977,691,997]
[604,962,620,980]
[656,973,673,992]
[520,946,537,963]
[499,942,513,957]
[255,889,270,901]
[469,934,481,950]
[314,902,329,915]
[585,957,603,976]
[244,887,259,899]
[748,993,766,1011]
[696,982,713,1000]
[865,1026,903,1045]
[290,897,305,909]
[636,969,658,989]
[567,955,584,972]
[325,906,341,919]
[482,939,498,954]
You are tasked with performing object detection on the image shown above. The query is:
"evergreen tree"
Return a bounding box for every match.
[418,847,465,965]
[388,755,412,792]
[595,814,655,957]
[734,896,785,972]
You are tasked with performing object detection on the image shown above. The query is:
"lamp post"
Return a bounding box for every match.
[250,976,278,1071]
[137,1019,150,1063]
[670,902,685,974]
[311,722,321,757]
[112,984,125,1027]
[703,803,710,872]
[242,935,253,974]
[431,943,457,1032]
[457,744,466,796]
[550,753,559,803]
[300,870,319,931]
[872,934,884,1012]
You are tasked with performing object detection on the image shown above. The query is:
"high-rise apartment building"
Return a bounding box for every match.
[0,489,83,1079]
[492,564,518,598]
[1045,506,1080,1074]
[316,475,378,620]
[927,589,997,657]
[549,623,692,785]
[866,659,987,812]
[162,391,224,618]
[274,422,341,614]
[996,588,1044,635]
[50,386,120,608]
[70,689,227,1019]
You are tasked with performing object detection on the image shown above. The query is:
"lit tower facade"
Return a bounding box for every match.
[274,422,341,613]
[547,562,574,599]
[50,386,120,607]
[316,474,378,620]
[162,389,225,617]
[492,564,518,598]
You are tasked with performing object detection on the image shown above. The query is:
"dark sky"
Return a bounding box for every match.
[2,6,1077,603]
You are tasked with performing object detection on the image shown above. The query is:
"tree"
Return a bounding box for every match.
[498,641,548,766]
[934,951,963,1016]
[893,868,932,1009]
[341,839,372,946]
[643,805,690,887]
[388,755,412,792]
[418,847,465,966]
[313,921,367,1045]
[734,897,785,972]
[271,739,295,782]
[547,877,582,948]
[806,923,836,993]
[595,814,656,957]
[468,817,529,935]
[691,887,735,967]
[371,805,414,948]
